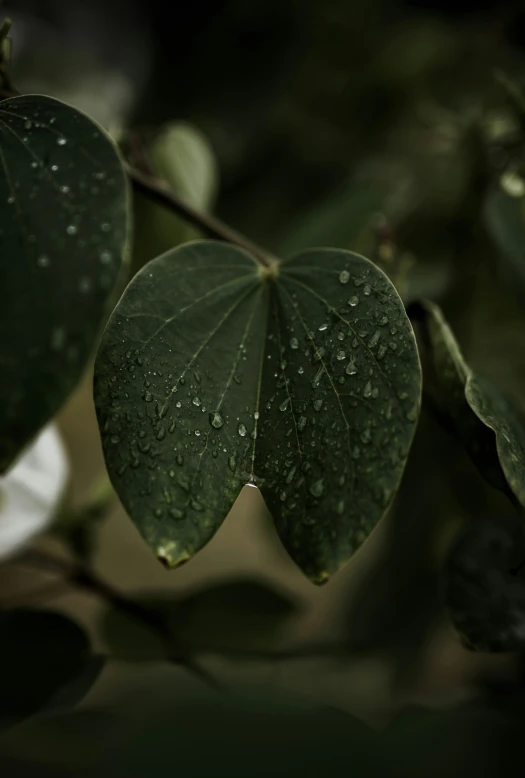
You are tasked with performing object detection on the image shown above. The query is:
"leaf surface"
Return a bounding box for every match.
[94,241,421,582]
[0,95,129,471]
[417,300,525,505]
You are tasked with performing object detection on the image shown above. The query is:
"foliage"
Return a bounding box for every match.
[3,0,525,773]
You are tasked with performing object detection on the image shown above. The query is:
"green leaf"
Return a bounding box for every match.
[132,122,218,267]
[94,241,421,583]
[444,514,525,652]
[0,608,98,729]
[100,576,300,661]
[0,95,129,472]
[417,300,525,506]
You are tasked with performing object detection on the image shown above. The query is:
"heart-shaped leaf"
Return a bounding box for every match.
[0,95,130,472]
[415,300,525,505]
[94,242,421,582]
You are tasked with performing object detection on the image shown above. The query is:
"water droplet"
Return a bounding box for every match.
[110,434,120,444]
[286,465,297,484]
[24,120,32,130]
[349,296,359,307]
[309,478,324,497]
[100,250,112,264]
[318,323,329,332]
[377,344,387,360]
[346,359,357,375]
[66,224,77,236]
[336,500,345,515]
[312,365,325,388]
[194,429,201,436]
[313,399,323,412]
[50,327,65,350]
[290,337,299,349]
[298,416,307,431]
[368,330,381,349]
[209,411,224,429]
[143,391,153,402]
[336,349,346,361]
[339,270,350,284]
[501,169,525,198]
[363,284,372,296]
[238,423,247,437]
[60,185,70,194]
[279,398,290,412]
[228,454,237,472]
[57,137,67,146]
[254,411,260,420]
[37,255,49,268]
[363,381,372,398]
[79,276,92,293]
[156,427,166,441]
[298,366,304,374]
[176,454,184,466]
[170,508,185,520]
[192,396,201,407]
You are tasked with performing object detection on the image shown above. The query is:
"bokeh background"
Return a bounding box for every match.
[2,0,525,774]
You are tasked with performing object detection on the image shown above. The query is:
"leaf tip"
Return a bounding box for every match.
[156,541,191,570]
[311,570,331,587]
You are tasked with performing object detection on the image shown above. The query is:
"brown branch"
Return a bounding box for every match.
[126,163,275,268]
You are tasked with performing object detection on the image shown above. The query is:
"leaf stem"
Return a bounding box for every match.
[126,163,275,268]
[13,548,222,690]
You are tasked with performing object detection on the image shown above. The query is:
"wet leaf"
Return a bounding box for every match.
[94,241,421,583]
[417,300,525,506]
[0,95,130,472]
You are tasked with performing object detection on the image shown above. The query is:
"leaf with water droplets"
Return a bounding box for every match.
[416,300,525,504]
[0,95,129,472]
[94,242,421,582]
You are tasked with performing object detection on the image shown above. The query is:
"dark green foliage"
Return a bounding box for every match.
[94,241,421,581]
[444,515,525,652]
[0,95,129,472]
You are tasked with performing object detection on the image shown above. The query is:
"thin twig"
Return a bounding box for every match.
[13,548,222,690]
[126,163,274,268]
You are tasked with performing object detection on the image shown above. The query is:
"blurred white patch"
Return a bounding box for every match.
[0,425,69,560]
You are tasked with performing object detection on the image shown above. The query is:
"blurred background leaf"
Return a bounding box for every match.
[0,609,102,731]
[100,575,301,661]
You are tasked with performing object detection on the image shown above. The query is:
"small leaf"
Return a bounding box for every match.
[94,242,421,583]
[132,122,218,266]
[417,300,525,505]
[100,576,300,661]
[0,95,130,472]
[0,609,97,729]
